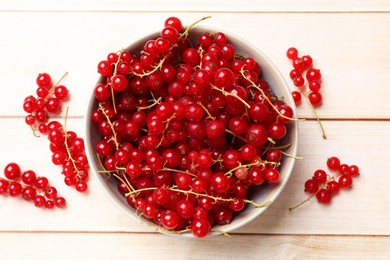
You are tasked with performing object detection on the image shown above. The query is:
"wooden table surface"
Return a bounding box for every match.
[1,1,390,259]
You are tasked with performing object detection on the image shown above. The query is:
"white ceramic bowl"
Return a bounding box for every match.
[85,26,299,237]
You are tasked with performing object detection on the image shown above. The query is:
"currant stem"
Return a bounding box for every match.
[288,177,334,211]
[211,84,251,108]
[137,97,162,111]
[240,69,299,122]
[157,167,198,178]
[302,90,327,139]
[180,16,212,39]
[288,193,315,211]
[63,106,82,179]
[133,54,168,78]
[30,125,40,137]
[225,129,247,143]
[49,71,69,92]
[197,101,215,120]
[98,103,119,150]
[224,161,280,177]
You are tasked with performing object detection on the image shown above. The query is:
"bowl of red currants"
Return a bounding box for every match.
[85,17,299,238]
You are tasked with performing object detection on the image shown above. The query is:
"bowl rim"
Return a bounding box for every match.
[84,25,299,238]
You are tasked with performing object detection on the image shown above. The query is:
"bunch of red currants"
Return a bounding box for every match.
[0,162,66,208]
[91,17,295,237]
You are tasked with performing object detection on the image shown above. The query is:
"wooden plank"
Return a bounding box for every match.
[0,119,389,236]
[0,0,389,12]
[0,12,389,118]
[0,232,389,259]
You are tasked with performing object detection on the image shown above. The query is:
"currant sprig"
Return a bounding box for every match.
[0,162,66,209]
[289,156,360,211]
[286,47,327,139]
[23,72,90,193]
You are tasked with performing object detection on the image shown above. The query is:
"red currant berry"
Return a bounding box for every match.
[4,162,21,180]
[338,174,353,189]
[316,188,332,204]
[306,68,322,82]
[313,169,327,184]
[36,72,52,89]
[286,47,298,59]
[304,179,319,193]
[164,17,182,32]
[55,197,67,208]
[308,91,322,107]
[8,181,22,197]
[349,165,360,177]
[327,156,341,170]
[0,179,10,194]
[292,91,302,105]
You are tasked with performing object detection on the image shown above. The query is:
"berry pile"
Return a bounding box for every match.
[91,16,295,237]
[290,156,360,210]
[22,73,89,192]
[0,162,66,208]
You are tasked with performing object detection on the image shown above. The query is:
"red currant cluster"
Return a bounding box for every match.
[286,47,326,139]
[286,47,322,107]
[92,17,295,237]
[0,162,66,208]
[23,72,69,134]
[290,156,360,210]
[22,73,89,192]
[48,119,89,192]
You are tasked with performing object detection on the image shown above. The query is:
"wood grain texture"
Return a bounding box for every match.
[0,0,389,12]
[0,1,389,258]
[0,12,389,118]
[1,233,390,259]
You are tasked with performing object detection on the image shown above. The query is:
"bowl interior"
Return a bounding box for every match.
[85,26,298,237]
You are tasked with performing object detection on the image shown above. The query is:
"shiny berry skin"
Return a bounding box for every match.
[304,179,318,193]
[327,180,340,194]
[245,124,268,147]
[36,73,52,89]
[160,210,180,229]
[308,92,322,107]
[164,17,182,32]
[55,197,67,208]
[348,165,360,177]
[8,181,22,197]
[22,186,37,201]
[21,170,37,185]
[34,195,47,207]
[191,218,211,238]
[268,122,286,140]
[338,174,353,189]
[306,68,322,82]
[0,179,9,194]
[313,169,327,184]
[212,68,235,90]
[54,85,69,100]
[265,168,280,183]
[4,162,21,180]
[97,60,113,76]
[286,47,298,59]
[35,176,49,190]
[327,156,341,170]
[316,188,332,204]
[75,182,88,192]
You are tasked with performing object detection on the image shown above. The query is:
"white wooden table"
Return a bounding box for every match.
[1,1,389,259]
